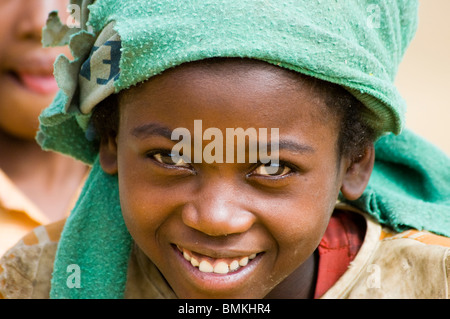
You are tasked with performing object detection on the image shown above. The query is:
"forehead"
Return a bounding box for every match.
[118,59,339,133]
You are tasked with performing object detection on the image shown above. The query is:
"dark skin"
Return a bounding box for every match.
[100,60,374,299]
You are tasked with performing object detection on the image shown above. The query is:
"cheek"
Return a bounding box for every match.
[118,168,167,240]
[263,168,341,270]
[116,149,184,250]
[0,16,13,62]
[270,196,331,255]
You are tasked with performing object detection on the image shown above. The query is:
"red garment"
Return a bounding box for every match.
[314,210,366,298]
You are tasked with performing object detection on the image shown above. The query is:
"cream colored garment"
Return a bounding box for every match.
[322,205,450,299]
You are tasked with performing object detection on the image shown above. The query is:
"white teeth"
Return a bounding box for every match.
[229,260,240,271]
[183,251,191,261]
[239,257,249,267]
[199,260,214,273]
[213,261,229,274]
[180,247,258,274]
[190,256,199,267]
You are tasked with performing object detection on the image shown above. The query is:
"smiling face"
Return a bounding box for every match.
[0,0,70,140]
[99,59,374,298]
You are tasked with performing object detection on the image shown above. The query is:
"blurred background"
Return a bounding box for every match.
[395,0,450,156]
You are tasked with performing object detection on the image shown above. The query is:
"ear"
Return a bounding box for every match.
[99,134,119,175]
[340,144,375,201]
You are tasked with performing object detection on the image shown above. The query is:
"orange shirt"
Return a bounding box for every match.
[0,169,82,257]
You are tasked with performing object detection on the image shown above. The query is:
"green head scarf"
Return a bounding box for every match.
[39,0,419,164]
[39,0,450,299]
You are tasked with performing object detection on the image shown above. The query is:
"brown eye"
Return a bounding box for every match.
[253,162,292,177]
[153,152,190,167]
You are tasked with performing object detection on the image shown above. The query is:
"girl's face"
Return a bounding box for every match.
[101,60,364,298]
[0,0,71,140]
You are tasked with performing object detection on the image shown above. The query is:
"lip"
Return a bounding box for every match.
[4,70,59,96]
[171,244,264,294]
[3,52,60,95]
[17,72,59,95]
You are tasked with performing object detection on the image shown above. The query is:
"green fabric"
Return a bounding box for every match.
[38,0,420,164]
[39,0,450,299]
[50,158,133,298]
[340,129,450,236]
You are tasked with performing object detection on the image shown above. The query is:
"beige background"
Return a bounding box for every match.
[395,0,450,156]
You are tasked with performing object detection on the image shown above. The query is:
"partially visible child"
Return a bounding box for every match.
[0,0,449,299]
[0,0,88,256]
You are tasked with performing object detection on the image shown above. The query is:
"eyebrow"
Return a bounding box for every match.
[131,123,316,154]
[276,140,315,154]
[131,123,173,140]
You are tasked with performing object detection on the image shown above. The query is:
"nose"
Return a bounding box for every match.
[181,181,256,237]
[16,0,68,41]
